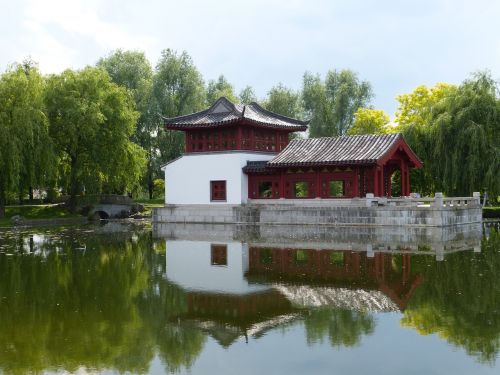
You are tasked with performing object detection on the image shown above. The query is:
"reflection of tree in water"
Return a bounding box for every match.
[304,308,375,348]
[0,227,206,374]
[402,228,500,364]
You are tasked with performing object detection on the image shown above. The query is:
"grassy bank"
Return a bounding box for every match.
[483,207,500,219]
[135,198,164,217]
[0,204,81,227]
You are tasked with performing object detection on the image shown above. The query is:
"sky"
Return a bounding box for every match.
[0,0,499,116]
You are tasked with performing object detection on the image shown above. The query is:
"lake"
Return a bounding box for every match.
[0,221,499,374]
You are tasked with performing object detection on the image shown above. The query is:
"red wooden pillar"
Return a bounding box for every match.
[380,166,385,196]
[315,169,321,198]
[279,170,285,198]
[236,126,242,149]
[406,162,411,196]
[249,128,255,150]
[400,159,405,197]
[387,167,392,197]
[373,167,379,196]
[352,167,359,198]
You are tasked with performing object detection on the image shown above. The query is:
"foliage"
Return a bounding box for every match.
[0,227,206,374]
[45,67,145,210]
[402,228,500,364]
[396,73,500,196]
[303,69,373,137]
[0,62,53,217]
[152,178,165,199]
[348,108,391,135]
[152,49,206,165]
[206,74,239,105]
[263,83,304,119]
[239,85,257,104]
[304,308,374,347]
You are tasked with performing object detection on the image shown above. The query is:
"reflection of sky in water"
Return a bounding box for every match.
[171,313,499,375]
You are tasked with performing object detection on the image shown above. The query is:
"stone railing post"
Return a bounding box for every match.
[473,192,480,206]
[366,193,375,207]
[433,192,443,208]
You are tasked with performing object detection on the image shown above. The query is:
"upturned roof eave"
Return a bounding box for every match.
[165,117,308,131]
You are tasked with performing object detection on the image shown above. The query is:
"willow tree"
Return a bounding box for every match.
[45,67,145,211]
[97,50,157,198]
[0,63,52,217]
[303,69,373,137]
[430,73,500,196]
[396,74,500,197]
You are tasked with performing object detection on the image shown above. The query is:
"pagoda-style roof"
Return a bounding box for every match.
[163,97,309,131]
[267,133,423,168]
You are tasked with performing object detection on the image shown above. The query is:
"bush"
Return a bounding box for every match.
[153,179,165,199]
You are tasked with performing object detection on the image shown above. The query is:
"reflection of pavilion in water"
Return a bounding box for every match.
[247,247,422,312]
[159,222,481,346]
[165,239,433,347]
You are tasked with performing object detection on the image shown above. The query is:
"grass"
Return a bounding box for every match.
[135,198,164,217]
[0,204,81,227]
[483,206,500,219]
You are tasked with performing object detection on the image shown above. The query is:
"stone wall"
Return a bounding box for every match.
[152,222,483,259]
[153,197,482,228]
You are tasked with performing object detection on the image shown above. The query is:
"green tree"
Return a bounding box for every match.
[303,69,373,137]
[206,75,239,105]
[239,85,257,104]
[152,49,206,164]
[263,83,304,119]
[97,50,159,199]
[0,62,52,217]
[45,67,145,211]
[394,83,455,195]
[396,73,500,197]
[348,108,391,135]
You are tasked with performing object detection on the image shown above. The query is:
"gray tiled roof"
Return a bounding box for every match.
[268,133,412,166]
[163,97,308,130]
[242,161,271,173]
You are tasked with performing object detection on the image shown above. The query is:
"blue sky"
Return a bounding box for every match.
[1,0,499,116]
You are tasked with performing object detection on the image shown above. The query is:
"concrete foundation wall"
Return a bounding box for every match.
[153,200,482,228]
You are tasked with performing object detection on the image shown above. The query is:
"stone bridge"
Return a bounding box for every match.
[86,195,143,219]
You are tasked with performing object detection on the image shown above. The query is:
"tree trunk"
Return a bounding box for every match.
[0,188,5,219]
[69,156,79,213]
[147,162,154,200]
[29,186,34,202]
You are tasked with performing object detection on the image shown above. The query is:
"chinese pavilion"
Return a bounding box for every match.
[162,97,422,205]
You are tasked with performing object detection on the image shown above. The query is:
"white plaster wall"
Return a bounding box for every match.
[163,152,274,204]
[165,240,270,295]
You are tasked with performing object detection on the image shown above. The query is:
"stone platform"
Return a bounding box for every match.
[153,193,482,228]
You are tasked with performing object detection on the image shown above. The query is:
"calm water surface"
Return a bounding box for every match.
[0,222,499,374]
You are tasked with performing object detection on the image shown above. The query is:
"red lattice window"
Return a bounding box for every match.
[210,180,226,201]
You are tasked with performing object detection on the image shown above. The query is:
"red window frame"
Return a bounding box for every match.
[210,180,227,201]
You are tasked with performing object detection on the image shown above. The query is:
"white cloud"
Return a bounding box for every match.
[3,0,156,73]
[0,0,499,113]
